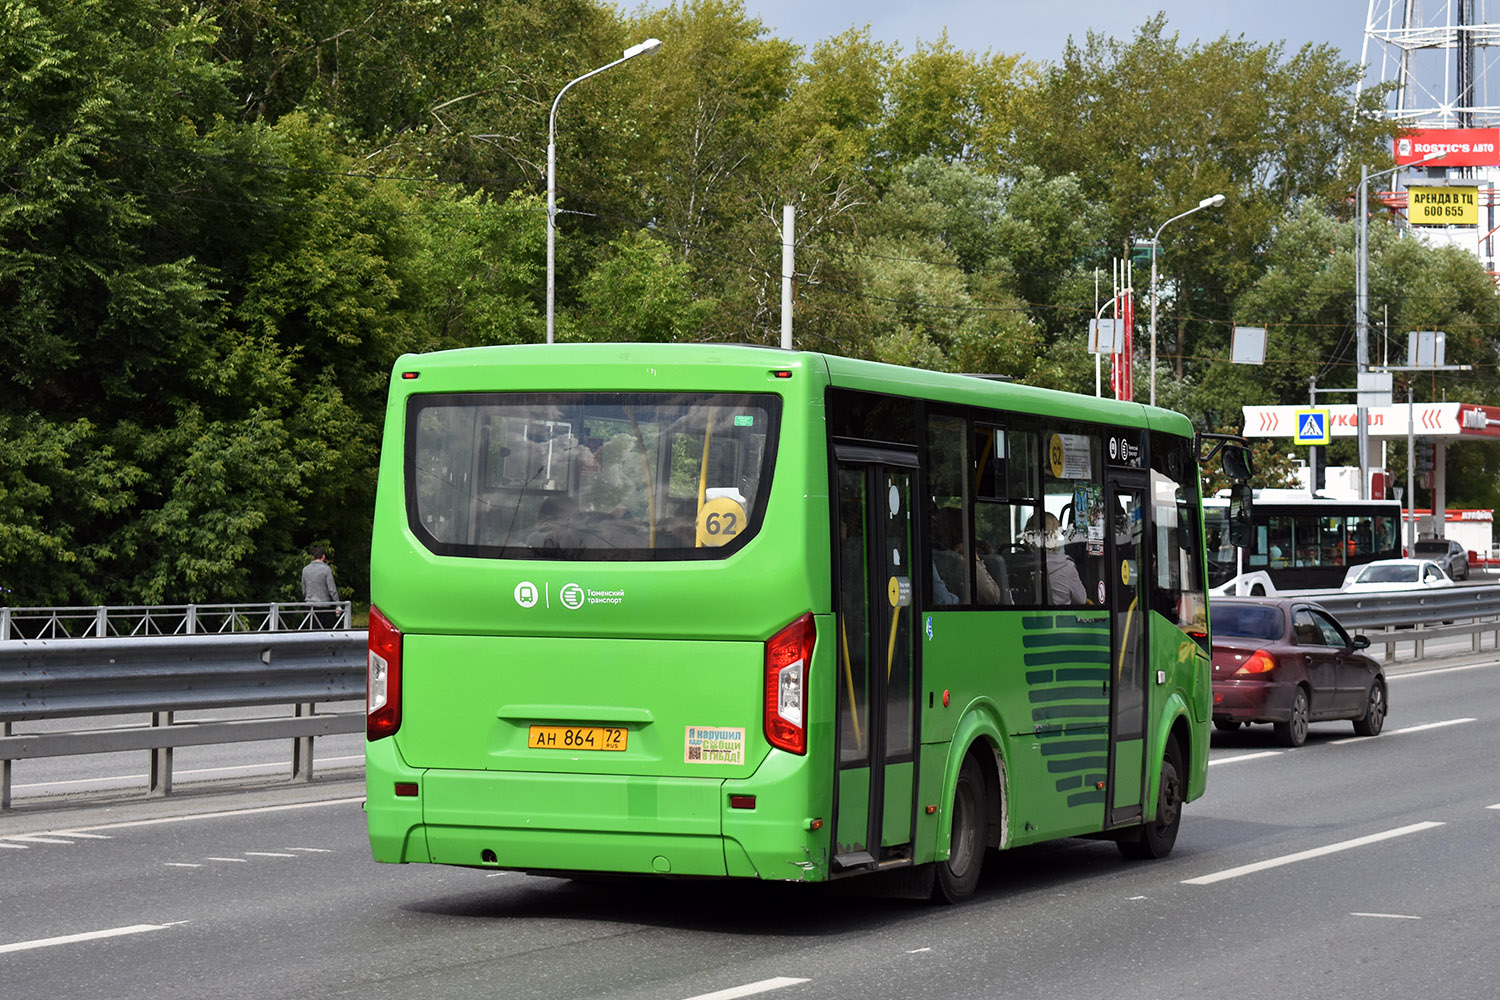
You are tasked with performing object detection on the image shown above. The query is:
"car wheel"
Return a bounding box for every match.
[1118,738,1184,860]
[1352,680,1387,737]
[1274,687,1309,748]
[932,754,986,903]
[1213,720,1242,732]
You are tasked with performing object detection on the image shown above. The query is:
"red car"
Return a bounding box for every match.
[1210,597,1388,747]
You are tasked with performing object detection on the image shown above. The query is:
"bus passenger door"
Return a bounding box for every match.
[832,455,918,871]
[1106,472,1148,827]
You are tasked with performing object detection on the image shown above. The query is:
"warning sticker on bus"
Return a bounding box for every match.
[684,726,745,764]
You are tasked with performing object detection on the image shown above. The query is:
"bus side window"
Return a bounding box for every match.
[927,414,971,604]
[971,502,1018,605]
[1041,429,1102,606]
[1149,434,1205,635]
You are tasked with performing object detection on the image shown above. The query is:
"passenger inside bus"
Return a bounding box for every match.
[930,507,1004,606]
[1026,512,1088,605]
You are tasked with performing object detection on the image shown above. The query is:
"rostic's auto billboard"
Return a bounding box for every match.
[1394,128,1500,167]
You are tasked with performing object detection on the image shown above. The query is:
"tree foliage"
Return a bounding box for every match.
[4,0,1497,604]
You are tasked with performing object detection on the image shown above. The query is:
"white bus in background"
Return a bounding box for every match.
[1205,491,1403,596]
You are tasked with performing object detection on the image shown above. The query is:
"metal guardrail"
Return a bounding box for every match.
[1303,584,1500,629]
[0,602,354,640]
[1268,583,1500,664]
[0,630,368,810]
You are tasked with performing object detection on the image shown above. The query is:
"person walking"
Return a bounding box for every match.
[301,546,340,627]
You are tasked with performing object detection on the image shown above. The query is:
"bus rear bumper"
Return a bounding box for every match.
[420,767,729,875]
[365,740,827,879]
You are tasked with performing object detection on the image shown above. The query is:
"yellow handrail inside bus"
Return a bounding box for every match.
[886,610,900,683]
[1117,593,1138,680]
[694,416,715,547]
[974,426,995,493]
[839,616,864,753]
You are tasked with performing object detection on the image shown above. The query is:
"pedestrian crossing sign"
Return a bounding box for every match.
[1294,409,1330,445]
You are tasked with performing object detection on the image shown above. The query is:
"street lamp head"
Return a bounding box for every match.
[1415,149,1447,166]
[624,38,663,60]
[1200,193,1226,209]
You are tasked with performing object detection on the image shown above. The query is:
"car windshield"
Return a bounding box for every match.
[1356,564,1419,584]
[1413,542,1447,554]
[1210,604,1284,641]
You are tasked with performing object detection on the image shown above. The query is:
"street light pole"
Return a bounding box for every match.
[1148,193,1225,407]
[1355,149,1444,497]
[546,38,662,345]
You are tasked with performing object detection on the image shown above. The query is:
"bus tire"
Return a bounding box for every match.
[1118,737,1184,860]
[932,754,986,903]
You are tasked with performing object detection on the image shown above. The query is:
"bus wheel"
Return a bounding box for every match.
[1118,738,1183,860]
[932,754,986,903]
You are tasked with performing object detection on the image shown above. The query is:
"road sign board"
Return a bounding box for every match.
[1294,409,1330,445]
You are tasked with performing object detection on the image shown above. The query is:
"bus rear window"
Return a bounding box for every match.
[406,392,780,560]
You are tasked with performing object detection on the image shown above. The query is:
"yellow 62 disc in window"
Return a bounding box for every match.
[696,496,747,547]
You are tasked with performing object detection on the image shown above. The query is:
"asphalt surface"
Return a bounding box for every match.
[3,648,1497,999]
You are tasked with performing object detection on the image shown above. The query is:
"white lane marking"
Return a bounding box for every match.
[206,857,248,863]
[4,835,75,845]
[1183,821,1445,886]
[244,852,297,858]
[0,922,183,955]
[681,977,811,1000]
[1208,751,1282,766]
[1352,912,1421,920]
[285,848,333,853]
[165,863,202,868]
[1390,662,1497,679]
[0,843,29,850]
[906,947,931,953]
[10,797,363,839]
[1330,718,1475,745]
[1488,803,1500,811]
[52,831,111,839]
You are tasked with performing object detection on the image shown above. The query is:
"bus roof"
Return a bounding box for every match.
[389,343,1193,436]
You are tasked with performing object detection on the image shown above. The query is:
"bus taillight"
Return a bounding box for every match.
[367,605,403,740]
[764,613,815,755]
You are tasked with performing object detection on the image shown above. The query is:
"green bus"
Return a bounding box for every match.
[365,343,1221,902]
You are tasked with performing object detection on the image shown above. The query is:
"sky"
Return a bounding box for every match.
[646,2,1371,73]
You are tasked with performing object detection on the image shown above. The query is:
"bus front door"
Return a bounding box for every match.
[1106,472,1148,827]
[832,456,918,872]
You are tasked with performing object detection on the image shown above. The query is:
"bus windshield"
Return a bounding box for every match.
[407,392,780,559]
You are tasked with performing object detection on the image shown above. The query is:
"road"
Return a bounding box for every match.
[2,659,1497,999]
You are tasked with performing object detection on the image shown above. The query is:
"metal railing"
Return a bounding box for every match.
[1305,584,1500,629]
[0,602,353,640]
[0,629,367,809]
[1265,583,1500,663]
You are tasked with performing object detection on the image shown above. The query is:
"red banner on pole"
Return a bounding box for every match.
[1112,291,1134,401]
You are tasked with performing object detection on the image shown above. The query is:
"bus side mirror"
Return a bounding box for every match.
[1227,483,1253,548]
[1221,445,1253,483]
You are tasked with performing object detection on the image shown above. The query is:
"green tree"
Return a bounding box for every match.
[1009,16,1393,384]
